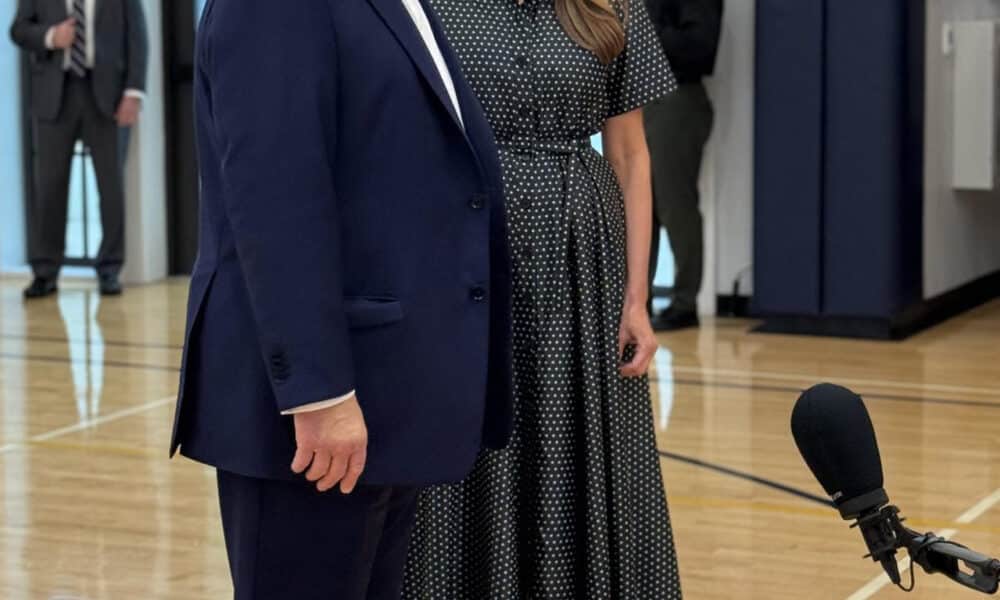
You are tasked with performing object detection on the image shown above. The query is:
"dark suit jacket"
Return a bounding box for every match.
[171,0,514,486]
[9,0,148,120]
[646,0,722,83]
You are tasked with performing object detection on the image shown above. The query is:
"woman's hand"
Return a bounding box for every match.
[618,299,658,377]
[604,109,658,378]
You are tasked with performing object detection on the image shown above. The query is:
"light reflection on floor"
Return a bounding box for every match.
[653,346,675,432]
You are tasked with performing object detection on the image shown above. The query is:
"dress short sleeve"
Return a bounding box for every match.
[606,0,677,118]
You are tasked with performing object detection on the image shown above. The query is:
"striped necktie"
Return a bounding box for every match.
[70,0,87,77]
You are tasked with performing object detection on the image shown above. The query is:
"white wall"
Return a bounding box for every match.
[924,0,1000,298]
[121,0,168,284]
[0,0,26,271]
[699,0,755,315]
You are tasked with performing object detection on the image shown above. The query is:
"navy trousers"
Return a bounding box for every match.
[217,470,420,600]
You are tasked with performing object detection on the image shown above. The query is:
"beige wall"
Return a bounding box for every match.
[924,0,1000,298]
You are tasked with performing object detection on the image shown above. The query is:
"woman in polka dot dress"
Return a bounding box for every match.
[404,0,681,597]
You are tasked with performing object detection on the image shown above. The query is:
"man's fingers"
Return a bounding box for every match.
[340,448,367,494]
[290,446,314,474]
[316,454,348,492]
[115,105,133,127]
[122,108,139,127]
[305,450,331,482]
[53,19,76,48]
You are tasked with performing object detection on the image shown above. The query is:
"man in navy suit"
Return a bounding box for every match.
[170,0,512,597]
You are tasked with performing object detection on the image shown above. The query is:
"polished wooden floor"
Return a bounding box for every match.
[1,275,998,599]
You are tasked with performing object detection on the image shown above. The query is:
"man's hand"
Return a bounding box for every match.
[50,18,76,50]
[290,396,368,494]
[115,97,142,127]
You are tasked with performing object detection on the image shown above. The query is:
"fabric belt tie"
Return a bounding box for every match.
[498,139,606,325]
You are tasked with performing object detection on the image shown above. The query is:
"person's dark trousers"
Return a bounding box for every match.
[217,470,420,600]
[29,75,128,281]
[645,81,714,313]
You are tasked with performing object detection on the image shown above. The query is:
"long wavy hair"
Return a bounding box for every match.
[555,0,627,65]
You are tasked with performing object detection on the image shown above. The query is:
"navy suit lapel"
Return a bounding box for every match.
[367,0,465,133]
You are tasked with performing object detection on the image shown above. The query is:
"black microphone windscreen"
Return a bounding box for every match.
[791,383,888,519]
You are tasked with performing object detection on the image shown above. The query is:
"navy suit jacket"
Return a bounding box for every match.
[171,0,513,486]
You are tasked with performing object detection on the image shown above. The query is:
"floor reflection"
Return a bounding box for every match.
[653,347,675,432]
[1,278,998,599]
[56,292,105,421]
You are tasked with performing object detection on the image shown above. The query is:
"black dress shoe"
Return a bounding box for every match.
[23,277,58,299]
[652,307,699,332]
[98,273,123,296]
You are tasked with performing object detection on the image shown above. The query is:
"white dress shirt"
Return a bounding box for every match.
[400,0,463,126]
[44,0,144,101]
[283,0,463,416]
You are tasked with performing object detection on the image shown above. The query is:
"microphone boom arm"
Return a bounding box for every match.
[862,505,1000,595]
[904,530,1000,594]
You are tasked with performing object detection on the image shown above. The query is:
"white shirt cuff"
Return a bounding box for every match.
[44,27,55,50]
[280,391,356,415]
[123,89,146,102]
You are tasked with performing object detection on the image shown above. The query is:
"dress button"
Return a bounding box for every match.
[515,55,529,68]
[519,106,533,120]
[470,287,487,302]
[470,193,486,209]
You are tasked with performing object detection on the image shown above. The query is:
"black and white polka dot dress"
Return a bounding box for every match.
[404,0,681,597]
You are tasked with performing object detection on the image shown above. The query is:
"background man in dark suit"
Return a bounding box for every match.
[10,0,148,298]
[645,0,722,330]
[170,0,512,597]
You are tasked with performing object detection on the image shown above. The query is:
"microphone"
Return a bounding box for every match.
[791,383,1000,594]
[791,383,899,580]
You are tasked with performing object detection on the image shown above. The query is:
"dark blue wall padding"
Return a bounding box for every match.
[821,0,901,316]
[753,0,825,316]
[822,0,925,317]
[753,0,925,321]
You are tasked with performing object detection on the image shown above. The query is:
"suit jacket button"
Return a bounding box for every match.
[470,194,486,210]
[471,287,487,302]
[270,353,289,381]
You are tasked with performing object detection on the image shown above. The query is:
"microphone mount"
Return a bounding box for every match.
[852,504,1000,595]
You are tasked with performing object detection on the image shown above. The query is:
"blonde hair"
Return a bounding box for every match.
[555,0,627,65]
